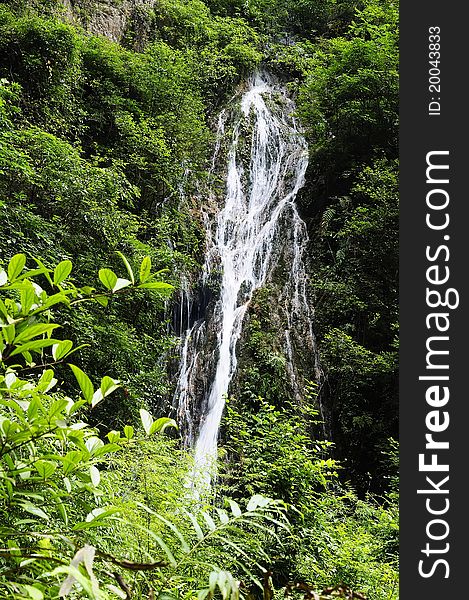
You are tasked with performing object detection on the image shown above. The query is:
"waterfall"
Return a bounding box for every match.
[173,72,321,487]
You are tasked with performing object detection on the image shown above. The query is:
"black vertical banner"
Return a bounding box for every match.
[400,1,467,597]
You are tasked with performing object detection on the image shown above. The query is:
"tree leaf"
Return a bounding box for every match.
[100,375,119,398]
[113,278,131,292]
[85,437,104,455]
[123,425,134,440]
[228,500,242,518]
[95,295,109,307]
[54,260,72,285]
[62,451,83,475]
[202,512,217,531]
[20,283,36,314]
[107,430,120,443]
[216,509,230,525]
[246,494,271,512]
[90,465,100,487]
[116,251,135,284]
[34,460,57,480]
[138,281,173,291]
[139,408,153,435]
[20,502,49,520]
[52,340,73,361]
[184,510,204,541]
[8,253,26,282]
[91,389,104,408]
[209,571,219,593]
[69,364,94,402]
[22,585,44,600]
[31,257,53,287]
[106,585,127,599]
[99,268,118,290]
[139,256,152,283]
[149,417,177,435]
[14,324,60,344]
[9,338,60,357]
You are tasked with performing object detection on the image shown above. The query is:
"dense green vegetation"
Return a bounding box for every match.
[0,0,399,598]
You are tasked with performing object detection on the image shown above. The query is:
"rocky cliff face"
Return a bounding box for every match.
[62,0,155,48]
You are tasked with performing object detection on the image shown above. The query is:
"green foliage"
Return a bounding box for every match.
[100,442,289,599]
[0,255,287,599]
[0,1,400,597]
[0,254,163,597]
[298,0,398,184]
[293,0,399,490]
[222,398,398,600]
[222,394,336,506]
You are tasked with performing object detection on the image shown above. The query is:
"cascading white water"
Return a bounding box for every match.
[174,72,319,487]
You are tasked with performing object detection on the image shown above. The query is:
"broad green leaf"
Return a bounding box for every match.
[54,260,72,285]
[247,494,270,512]
[20,502,49,520]
[112,277,131,292]
[99,268,117,290]
[95,295,109,307]
[150,533,177,567]
[0,298,9,320]
[50,491,68,526]
[21,585,44,600]
[100,375,119,397]
[27,396,41,420]
[8,254,26,282]
[184,510,204,540]
[62,451,83,475]
[90,465,100,487]
[23,350,33,365]
[52,565,94,597]
[209,571,218,593]
[5,372,17,389]
[31,257,53,286]
[149,417,177,435]
[3,324,16,344]
[80,285,95,296]
[38,369,56,392]
[92,442,120,457]
[31,291,70,314]
[83,507,119,524]
[216,509,230,525]
[34,461,57,480]
[138,281,173,291]
[69,364,94,402]
[106,584,127,599]
[139,408,153,435]
[139,256,151,283]
[107,430,120,443]
[52,340,73,361]
[9,338,60,357]
[20,283,36,314]
[91,389,103,408]
[116,251,135,284]
[123,425,134,440]
[85,436,104,455]
[66,399,87,416]
[14,324,59,344]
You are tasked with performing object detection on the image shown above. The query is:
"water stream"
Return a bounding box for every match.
[173,72,320,487]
